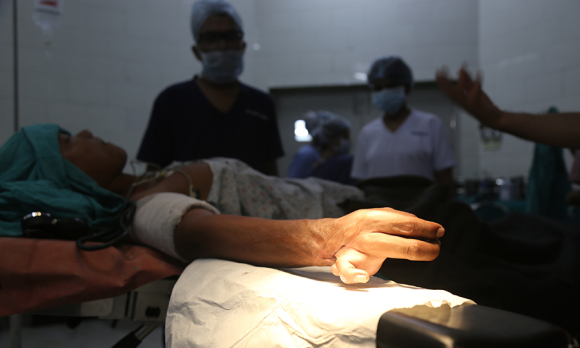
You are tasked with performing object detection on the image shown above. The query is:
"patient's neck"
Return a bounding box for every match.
[106,173,137,197]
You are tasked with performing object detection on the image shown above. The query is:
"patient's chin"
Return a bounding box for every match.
[111,146,128,171]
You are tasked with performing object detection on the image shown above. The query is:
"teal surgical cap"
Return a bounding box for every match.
[0,124,127,237]
[191,0,243,43]
[367,56,414,89]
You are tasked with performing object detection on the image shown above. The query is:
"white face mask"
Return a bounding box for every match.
[200,49,244,83]
[371,86,406,115]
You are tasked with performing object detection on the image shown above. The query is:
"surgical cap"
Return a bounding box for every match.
[0,124,127,237]
[191,0,243,43]
[367,56,414,89]
[305,111,351,150]
[303,110,337,134]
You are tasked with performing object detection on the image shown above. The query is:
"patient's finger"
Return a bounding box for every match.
[374,207,417,218]
[390,219,444,239]
[359,233,441,261]
[369,211,444,239]
[334,255,369,284]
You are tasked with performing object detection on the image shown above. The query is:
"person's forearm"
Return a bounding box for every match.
[498,111,580,148]
[174,209,337,267]
[436,67,580,148]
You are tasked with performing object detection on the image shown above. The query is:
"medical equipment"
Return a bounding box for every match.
[33,0,64,38]
[21,211,88,240]
[20,200,136,251]
[377,303,573,348]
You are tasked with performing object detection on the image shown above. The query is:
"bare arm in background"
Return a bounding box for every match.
[436,67,580,149]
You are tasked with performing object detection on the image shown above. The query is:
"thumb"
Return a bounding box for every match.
[334,255,369,284]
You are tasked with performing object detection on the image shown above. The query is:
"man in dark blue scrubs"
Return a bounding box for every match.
[137,0,284,175]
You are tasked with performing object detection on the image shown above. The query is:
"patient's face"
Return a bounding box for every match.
[59,130,127,188]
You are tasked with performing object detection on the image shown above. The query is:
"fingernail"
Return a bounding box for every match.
[340,275,347,283]
[437,227,445,238]
[354,274,368,283]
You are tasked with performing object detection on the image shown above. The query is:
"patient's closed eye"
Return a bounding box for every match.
[59,133,70,145]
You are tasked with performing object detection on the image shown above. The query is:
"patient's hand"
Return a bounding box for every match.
[325,208,443,284]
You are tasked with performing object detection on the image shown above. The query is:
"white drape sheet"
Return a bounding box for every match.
[166,259,474,348]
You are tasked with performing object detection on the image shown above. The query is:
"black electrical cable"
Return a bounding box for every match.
[76,201,136,251]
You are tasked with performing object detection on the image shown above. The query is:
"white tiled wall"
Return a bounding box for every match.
[0,0,202,163]
[0,0,14,143]
[252,0,478,89]
[1,0,578,178]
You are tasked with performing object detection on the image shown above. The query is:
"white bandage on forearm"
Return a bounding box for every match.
[130,192,220,261]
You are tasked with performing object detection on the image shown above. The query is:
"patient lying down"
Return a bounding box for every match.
[0,124,443,284]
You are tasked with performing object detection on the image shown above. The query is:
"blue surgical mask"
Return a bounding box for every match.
[333,138,350,155]
[371,86,406,115]
[200,49,244,83]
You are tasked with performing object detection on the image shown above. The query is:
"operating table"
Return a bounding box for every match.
[1,238,576,348]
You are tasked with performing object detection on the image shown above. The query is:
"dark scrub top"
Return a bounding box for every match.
[137,77,284,171]
[310,153,355,186]
[287,145,354,186]
[287,144,320,178]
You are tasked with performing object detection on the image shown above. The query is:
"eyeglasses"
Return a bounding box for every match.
[198,30,244,47]
[371,82,405,92]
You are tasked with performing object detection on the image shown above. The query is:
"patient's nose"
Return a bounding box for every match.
[77,130,93,138]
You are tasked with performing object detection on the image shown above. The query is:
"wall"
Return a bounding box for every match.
[250,0,480,178]
[0,0,479,168]
[0,0,203,164]
[0,0,14,143]
[252,0,478,90]
[478,0,580,178]
[8,1,576,180]
[271,83,462,178]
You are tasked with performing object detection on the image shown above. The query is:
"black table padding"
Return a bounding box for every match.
[376,304,571,348]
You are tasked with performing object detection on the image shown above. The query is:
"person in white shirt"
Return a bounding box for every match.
[351,56,456,187]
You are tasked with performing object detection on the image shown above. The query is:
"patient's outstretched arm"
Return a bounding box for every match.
[174,207,443,284]
[128,161,442,284]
